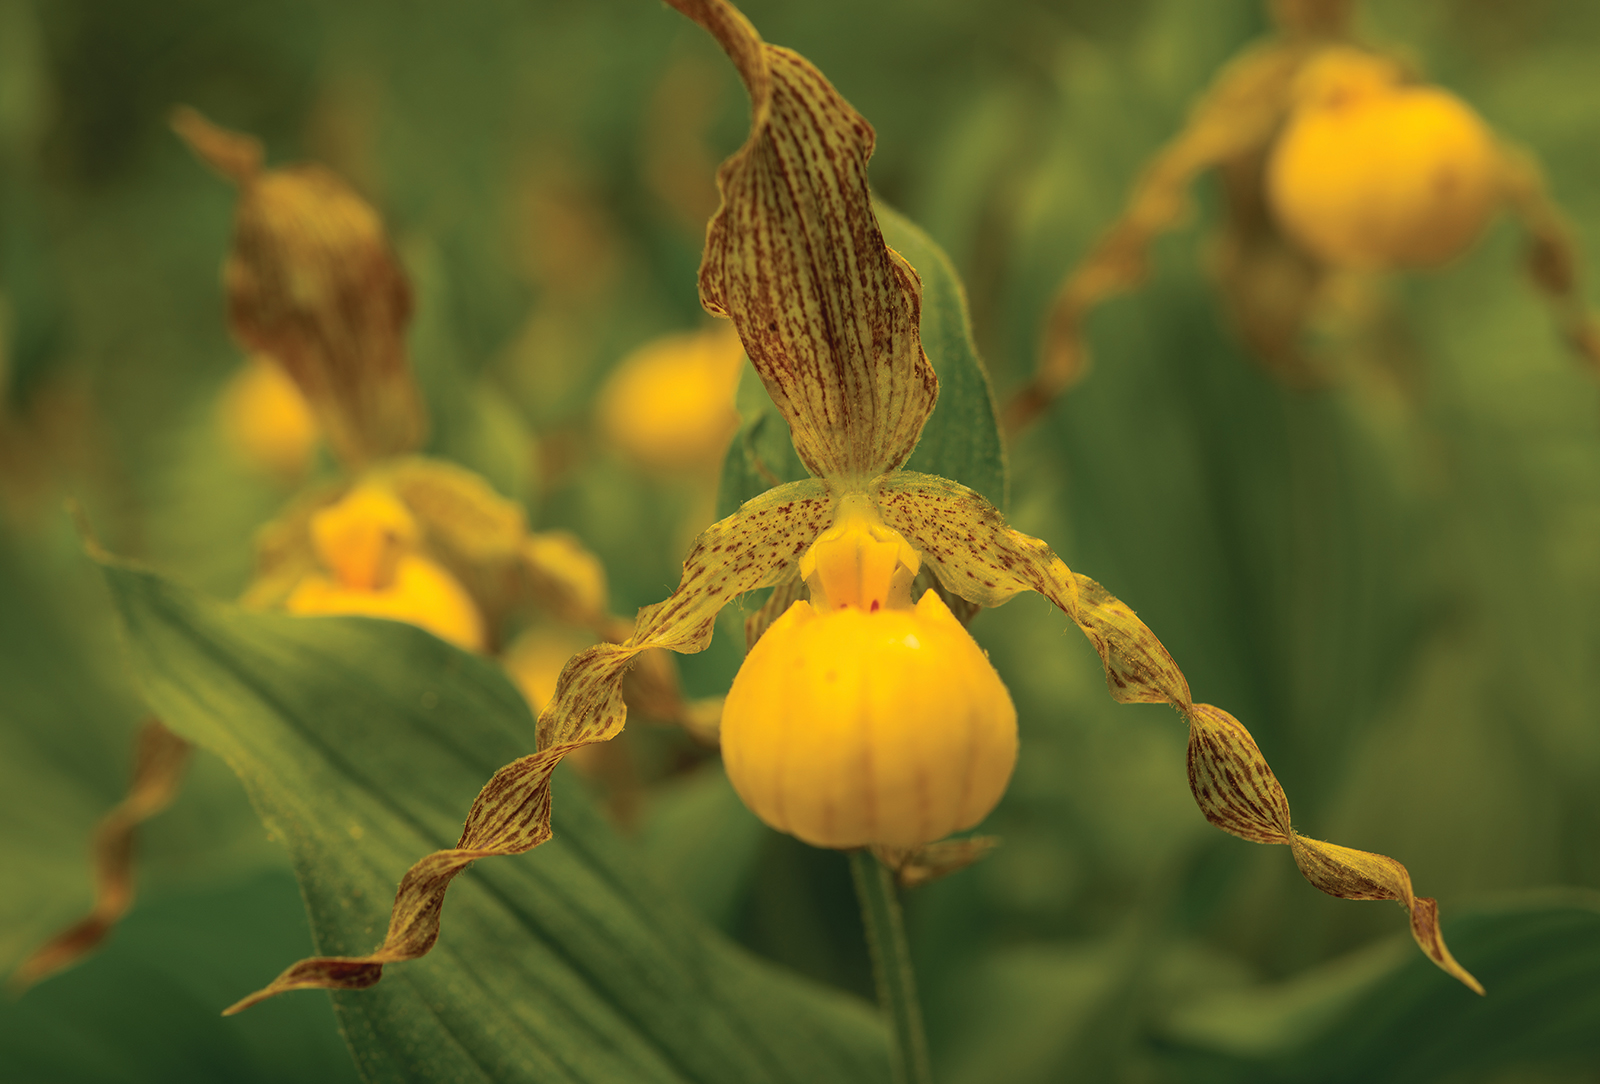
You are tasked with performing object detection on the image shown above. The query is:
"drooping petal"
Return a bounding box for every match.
[1189,703,1484,994]
[224,479,833,1011]
[1010,41,1309,433]
[874,472,1482,992]
[872,472,1079,611]
[667,0,938,483]
[874,472,1189,706]
[1501,146,1600,372]
[11,719,191,990]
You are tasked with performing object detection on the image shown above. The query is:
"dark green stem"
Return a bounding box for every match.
[849,848,933,1084]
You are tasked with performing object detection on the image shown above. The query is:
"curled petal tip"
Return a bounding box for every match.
[223,958,386,1015]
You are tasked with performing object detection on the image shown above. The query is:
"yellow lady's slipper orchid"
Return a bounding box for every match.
[1266,47,1500,270]
[1016,0,1599,425]
[227,0,1481,1015]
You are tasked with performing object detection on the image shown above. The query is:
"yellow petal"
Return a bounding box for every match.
[380,457,532,631]
[286,553,486,653]
[720,590,1017,849]
[875,471,1481,992]
[307,483,419,591]
[666,0,938,483]
[1267,50,1501,270]
[225,479,833,1011]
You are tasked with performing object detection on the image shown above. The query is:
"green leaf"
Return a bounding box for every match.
[636,765,766,935]
[877,200,1008,511]
[715,369,809,520]
[1,870,361,1084]
[1157,893,1600,1082]
[102,557,888,1084]
[716,202,1008,518]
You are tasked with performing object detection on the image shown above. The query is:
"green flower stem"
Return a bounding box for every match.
[849,848,934,1084]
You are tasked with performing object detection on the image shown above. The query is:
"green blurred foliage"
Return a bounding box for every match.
[4,0,1600,1081]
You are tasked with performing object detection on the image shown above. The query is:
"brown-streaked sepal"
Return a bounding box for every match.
[1501,145,1600,374]
[537,478,828,747]
[10,719,192,991]
[226,741,573,1013]
[1184,702,1292,844]
[1290,835,1485,994]
[667,0,938,482]
[173,107,426,468]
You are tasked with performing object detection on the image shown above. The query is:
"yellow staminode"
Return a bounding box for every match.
[720,502,1017,849]
[286,484,485,652]
[1267,47,1501,271]
[598,324,745,471]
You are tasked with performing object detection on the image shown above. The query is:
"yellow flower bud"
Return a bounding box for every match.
[721,499,1016,849]
[1266,48,1501,270]
[218,356,319,479]
[597,325,744,471]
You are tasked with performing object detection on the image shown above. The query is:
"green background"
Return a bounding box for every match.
[3,0,1600,1080]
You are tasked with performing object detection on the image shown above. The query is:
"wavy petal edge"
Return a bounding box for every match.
[226,480,835,1011]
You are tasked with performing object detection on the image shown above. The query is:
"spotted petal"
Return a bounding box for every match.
[227,479,834,1009]
[873,471,1481,993]
[668,0,938,483]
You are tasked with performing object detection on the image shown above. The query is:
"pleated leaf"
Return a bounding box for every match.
[101,556,887,1084]
[1161,894,1600,1082]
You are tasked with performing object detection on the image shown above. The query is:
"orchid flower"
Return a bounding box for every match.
[1011,0,1600,428]
[227,0,1481,1014]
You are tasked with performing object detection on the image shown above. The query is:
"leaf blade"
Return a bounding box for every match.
[102,557,887,1084]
